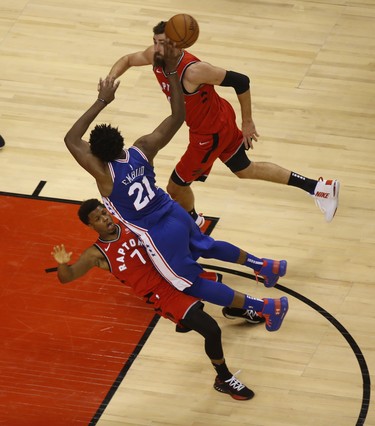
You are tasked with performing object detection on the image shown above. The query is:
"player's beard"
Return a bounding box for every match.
[153,52,165,68]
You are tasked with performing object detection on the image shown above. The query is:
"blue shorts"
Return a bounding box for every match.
[122,202,215,291]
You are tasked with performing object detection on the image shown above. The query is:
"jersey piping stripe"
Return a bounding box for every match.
[182,300,201,319]
[124,224,193,291]
[130,146,148,161]
[94,244,113,273]
[107,162,115,181]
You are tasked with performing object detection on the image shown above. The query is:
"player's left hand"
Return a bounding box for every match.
[97,76,120,104]
[242,119,259,150]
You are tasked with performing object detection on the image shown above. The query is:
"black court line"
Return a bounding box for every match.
[202,216,220,236]
[199,263,371,426]
[0,189,82,205]
[88,314,161,425]
[31,180,47,196]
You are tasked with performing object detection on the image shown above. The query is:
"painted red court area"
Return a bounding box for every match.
[0,196,157,425]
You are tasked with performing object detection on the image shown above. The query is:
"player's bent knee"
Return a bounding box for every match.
[225,143,251,174]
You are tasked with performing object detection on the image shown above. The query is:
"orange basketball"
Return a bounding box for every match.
[165,14,199,49]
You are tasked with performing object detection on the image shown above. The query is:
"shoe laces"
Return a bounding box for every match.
[225,370,245,391]
[254,267,265,285]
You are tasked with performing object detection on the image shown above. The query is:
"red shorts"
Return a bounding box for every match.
[142,282,200,325]
[174,115,244,184]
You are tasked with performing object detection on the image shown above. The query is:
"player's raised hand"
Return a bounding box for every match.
[97,76,120,104]
[52,244,72,264]
[163,38,181,74]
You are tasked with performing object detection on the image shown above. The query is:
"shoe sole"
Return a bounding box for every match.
[222,312,265,324]
[314,179,340,222]
[213,384,255,400]
[329,180,340,222]
[265,296,289,332]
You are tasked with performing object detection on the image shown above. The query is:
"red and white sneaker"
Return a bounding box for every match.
[313,178,340,222]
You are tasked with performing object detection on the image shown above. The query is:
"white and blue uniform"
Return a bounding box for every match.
[102,147,215,292]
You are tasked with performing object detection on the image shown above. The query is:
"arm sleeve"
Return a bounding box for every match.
[219,70,250,95]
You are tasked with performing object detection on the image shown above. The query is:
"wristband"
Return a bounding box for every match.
[97,98,108,105]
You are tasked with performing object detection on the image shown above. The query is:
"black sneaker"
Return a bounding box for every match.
[0,135,5,149]
[222,307,265,324]
[214,371,254,400]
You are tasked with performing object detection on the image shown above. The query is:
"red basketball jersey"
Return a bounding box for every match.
[153,51,235,134]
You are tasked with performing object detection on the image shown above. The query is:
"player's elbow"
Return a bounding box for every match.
[57,274,73,284]
[64,133,73,147]
[220,71,250,95]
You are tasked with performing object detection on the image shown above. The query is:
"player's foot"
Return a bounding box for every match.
[259,297,289,332]
[256,259,287,288]
[195,213,205,228]
[313,178,340,222]
[222,307,265,324]
[214,371,254,400]
[0,135,5,149]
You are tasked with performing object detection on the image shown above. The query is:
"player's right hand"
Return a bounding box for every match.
[97,76,120,104]
[52,244,72,264]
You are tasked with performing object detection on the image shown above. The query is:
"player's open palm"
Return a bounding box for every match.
[97,76,120,104]
[52,244,72,264]
[163,39,181,74]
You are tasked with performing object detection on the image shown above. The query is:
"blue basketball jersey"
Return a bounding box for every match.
[102,146,173,227]
[102,146,214,291]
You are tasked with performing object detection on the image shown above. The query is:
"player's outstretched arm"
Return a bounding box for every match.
[64,77,120,177]
[185,61,258,149]
[108,47,154,79]
[52,244,104,284]
[133,41,185,163]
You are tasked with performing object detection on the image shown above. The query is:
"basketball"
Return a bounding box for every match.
[165,14,199,49]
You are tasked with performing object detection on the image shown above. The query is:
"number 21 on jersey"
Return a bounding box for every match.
[128,176,156,211]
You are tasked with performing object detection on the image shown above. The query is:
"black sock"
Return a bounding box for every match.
[212,361,232,381]
[288,172,317,195]
[188,208,198,221]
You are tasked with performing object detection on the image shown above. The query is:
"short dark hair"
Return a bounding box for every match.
[78,199,103,225]
[89,124,124,162]
[153,21,166,35]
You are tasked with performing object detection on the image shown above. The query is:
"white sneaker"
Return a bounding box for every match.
[313,178,340,222]
[195,213,205,228]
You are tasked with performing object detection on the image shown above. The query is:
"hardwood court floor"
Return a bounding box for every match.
[1,0,375,425]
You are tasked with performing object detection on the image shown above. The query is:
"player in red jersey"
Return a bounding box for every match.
[51,199,288,400]
[107,21,339,223]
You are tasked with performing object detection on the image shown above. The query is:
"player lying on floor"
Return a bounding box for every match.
[51,199,289,400]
